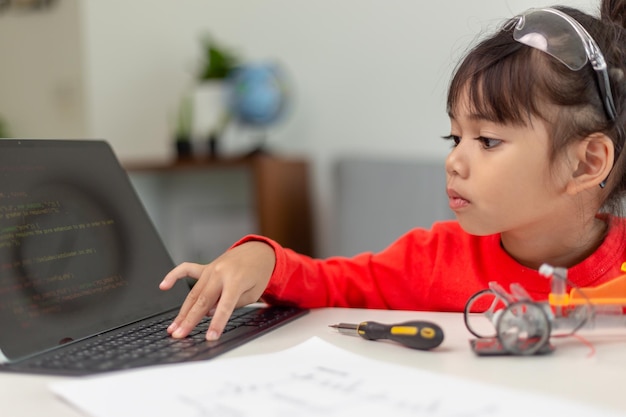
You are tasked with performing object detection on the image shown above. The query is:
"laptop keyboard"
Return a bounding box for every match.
[11,305,307,375]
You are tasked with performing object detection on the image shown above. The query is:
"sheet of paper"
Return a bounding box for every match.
[50,337,622,417]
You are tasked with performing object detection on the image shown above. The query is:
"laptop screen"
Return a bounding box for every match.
[0,139,188,362]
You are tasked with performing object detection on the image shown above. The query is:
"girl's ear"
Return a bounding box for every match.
[567,133,614,195]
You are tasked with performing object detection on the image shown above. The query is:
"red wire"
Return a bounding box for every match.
[552,333,596,358]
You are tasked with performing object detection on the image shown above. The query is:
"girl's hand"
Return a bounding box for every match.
[159,241,276,340]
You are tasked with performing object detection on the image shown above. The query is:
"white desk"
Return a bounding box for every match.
[2,308,626,416]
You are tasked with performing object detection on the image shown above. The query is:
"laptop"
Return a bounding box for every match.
[0,139,307,376]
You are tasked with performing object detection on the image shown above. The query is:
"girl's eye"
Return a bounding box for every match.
[475,136,502,149]
[442,134,461,147]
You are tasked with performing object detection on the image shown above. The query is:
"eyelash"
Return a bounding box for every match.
[476,136,502,149]
[441,135,460,147]
[441,135,502,149]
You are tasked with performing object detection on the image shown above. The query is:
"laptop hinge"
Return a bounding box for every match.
[0,349,9,364]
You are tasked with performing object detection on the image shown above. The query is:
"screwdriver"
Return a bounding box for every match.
[329,320,444,350]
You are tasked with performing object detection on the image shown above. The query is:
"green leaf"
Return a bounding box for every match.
[198,36,240,81]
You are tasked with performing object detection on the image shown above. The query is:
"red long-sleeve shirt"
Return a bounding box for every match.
[236,216,626,312]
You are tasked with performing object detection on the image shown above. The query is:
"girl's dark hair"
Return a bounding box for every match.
[447,0,626,215]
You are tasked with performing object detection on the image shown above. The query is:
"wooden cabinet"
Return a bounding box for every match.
[124,155,314,263]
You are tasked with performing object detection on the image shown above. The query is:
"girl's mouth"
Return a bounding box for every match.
[447,189,470,210]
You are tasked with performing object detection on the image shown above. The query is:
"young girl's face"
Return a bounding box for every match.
[445,92,574,237]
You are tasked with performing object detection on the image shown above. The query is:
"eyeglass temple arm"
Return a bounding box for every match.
[589,49,617,121]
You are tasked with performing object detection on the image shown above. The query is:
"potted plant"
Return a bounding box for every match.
[174,93,193,158]
[193,35,240,158]
[0,115,10,138]
[197,35,240,81]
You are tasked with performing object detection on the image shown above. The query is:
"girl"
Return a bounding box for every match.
[161,0,626,341]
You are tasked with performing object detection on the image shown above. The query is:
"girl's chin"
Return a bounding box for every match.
[456,217,499,236]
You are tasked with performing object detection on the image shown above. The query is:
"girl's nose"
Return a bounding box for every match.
[445,141,468,179]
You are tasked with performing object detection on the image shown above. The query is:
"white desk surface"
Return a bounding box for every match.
[2,307,626,416]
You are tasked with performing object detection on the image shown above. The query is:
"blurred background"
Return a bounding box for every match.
[0,0,595,262]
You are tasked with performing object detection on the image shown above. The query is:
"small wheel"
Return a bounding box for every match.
[496,301,551,355]
[463,289,507,338]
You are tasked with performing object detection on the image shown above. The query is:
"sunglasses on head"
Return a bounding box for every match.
[509,7,617,122]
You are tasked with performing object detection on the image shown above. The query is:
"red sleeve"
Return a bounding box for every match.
[231,225,445,310]
[230,216,626,312]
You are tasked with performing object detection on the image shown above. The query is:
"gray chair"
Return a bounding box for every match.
[334,157,453,256]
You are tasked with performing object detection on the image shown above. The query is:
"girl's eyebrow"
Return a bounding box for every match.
[447,110,494,122]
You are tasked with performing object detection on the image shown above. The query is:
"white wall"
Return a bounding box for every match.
[0,0,596,257]
[0,0,87,138]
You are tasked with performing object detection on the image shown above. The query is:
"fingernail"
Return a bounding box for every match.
[172,328,184,338]
[206,330,219,341]
[167,322,178,333]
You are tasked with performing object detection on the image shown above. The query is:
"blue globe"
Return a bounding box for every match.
[228,63,288,127]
